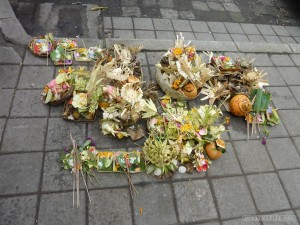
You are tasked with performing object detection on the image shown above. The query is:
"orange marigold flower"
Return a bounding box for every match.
[172,47,183,57]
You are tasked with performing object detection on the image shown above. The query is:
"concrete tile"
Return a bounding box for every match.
[264,35,282,43]
[179,10,196,20]
[49,104,64,117]
[89,189,132,225]
[262,210,298,225]
[88,171,128,189]
[277,67,300,85]
[279,109,300,136]
[0,88,14,117]
[133,18,154,30]
[42,151,85,191]
[0,46,22,64]
[286,26,300,37]
[146,51,164,65]
[153,18,173,31]
[121,0,138,7]
[294,36,300,44]
[228,12,246,23]
[270,55,294,66]
[141,0,157,7]
[122,6,141,17]
[18,66,54,89]
[156,30,176,39]
[170,169,206,181]
[0,65,20,88]
[2,118,47,152]
[172,19,192,32]
[192,1,209,10]
[136,52,147,66]
[222,2,241,12]
[114,29,134,39]
[290,54,300,66]
[227,116,261,140]
[212,176,256,219]
[0,195,37,225]
[160,8,179,19]
[271,25,290,36]
[267,86,299,109]
[224,22,244,34]
[256,24,276,36]
[279,169,300,208]
[11,90,49,117]
[263,118,289,138]
[247,173,290,212]
[247,53,273,66]
[231,34,249,42]
[141,66,153,82]
[87,119,127,149]
[194,32,215,41]
[208,22,227,33]
[241,23,260,35]
[0,118,5,143]
[133,183,177,225]
[179,32,195,40]
[266,138,300,170]
[135,30,156,39]
[174,180,218,223]
[207,142,242,177]
[247,34,266,43]
[207,1,225,11]
[279,36,297,44]
[190,21,210,33]
[233,140,274,173]
[259,67,286,86]
[292,136,300,153]
[158,0,175,8]
[103,16,112,29]
[0,153,42,194]
[112,17,133,29]
[291,86,300,106]
[213,33,232,41]
[223,218,260,225]
[39,192,86,225]
[23,50,52,66]
[46,118,86,150]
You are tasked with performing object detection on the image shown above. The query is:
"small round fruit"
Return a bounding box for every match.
[229,94,252,117]
[205,142,222,160]
[182,82,198,98]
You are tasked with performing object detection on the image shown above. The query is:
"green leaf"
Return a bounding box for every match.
[45,89,53,104]
[104,158,113,168]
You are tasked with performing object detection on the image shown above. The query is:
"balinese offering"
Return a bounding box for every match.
[74,46,103,62]
[28,33,55,57]
[144,96,226,177]
[41,67,74,105]
[156,33,214,100]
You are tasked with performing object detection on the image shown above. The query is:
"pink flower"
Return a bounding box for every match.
[62,83,69,90]
[199,128,207,136]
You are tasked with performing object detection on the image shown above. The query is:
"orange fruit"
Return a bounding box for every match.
[229,95,252,117]
[205,142,222,160]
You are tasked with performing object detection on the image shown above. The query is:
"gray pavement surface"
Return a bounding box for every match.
[1,0,300,224]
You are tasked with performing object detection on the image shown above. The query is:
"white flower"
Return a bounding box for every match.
[121,83,143,105]
[72,93,88,109]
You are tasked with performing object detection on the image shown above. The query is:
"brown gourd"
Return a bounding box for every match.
[229,94,252,117]
[182,82,198,98]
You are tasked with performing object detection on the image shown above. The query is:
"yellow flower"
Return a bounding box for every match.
[172,47,183,57]
[180,123,192,133]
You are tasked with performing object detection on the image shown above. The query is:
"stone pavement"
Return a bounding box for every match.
[1,0,300,224]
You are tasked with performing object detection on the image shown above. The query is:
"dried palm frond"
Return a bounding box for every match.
[121,83,143,105]
[201,79,231,105]
[242,68,269,90]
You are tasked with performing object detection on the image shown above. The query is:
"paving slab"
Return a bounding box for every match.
[222,218,260,225]
[0,65,20,89]
[265,138,300,170]
[260,67,286,86]
[292,136,300,153]
[46,118,86,150]
[262,210,298,225]
[279,169,300,208]
[1,118,47,152]
[174,179,218,223]
[23,50,53,66]
[207,142,242,177]
[190,21,210,33]
[0,118,5,143]
[279,109,300,136]
[277,67,300,86]
[89,189,132,225]
[236,42,291,53]
[153,18,173,31]
[133,18,154,30]
[207,22,227,33]
[133,183,177,225]
[0,153,42,194]
[212,176,256,219]
[17,66,55,89]
[38,192,86,225]
[247,173,290,212]
[267,86,299,109]
[290,54,300,66]
[0,88,14,117]
[0,195,37,225]
[172,19,192,32]
[10,89,49,117]
[270,54,294,66]
[233,140,274,173]
[247,34,266,43]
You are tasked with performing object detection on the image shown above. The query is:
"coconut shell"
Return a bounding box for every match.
[229,95,252,117]
[182,83,198,98]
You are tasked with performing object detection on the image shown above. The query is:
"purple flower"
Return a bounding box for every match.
[262,137,267,145]
[86,137,96,146]
[64,147,70,153]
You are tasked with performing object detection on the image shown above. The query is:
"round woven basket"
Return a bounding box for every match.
[155,67,200,101]
[41,85,74,106]
[62,100,97,122]
[28,36,56,57]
